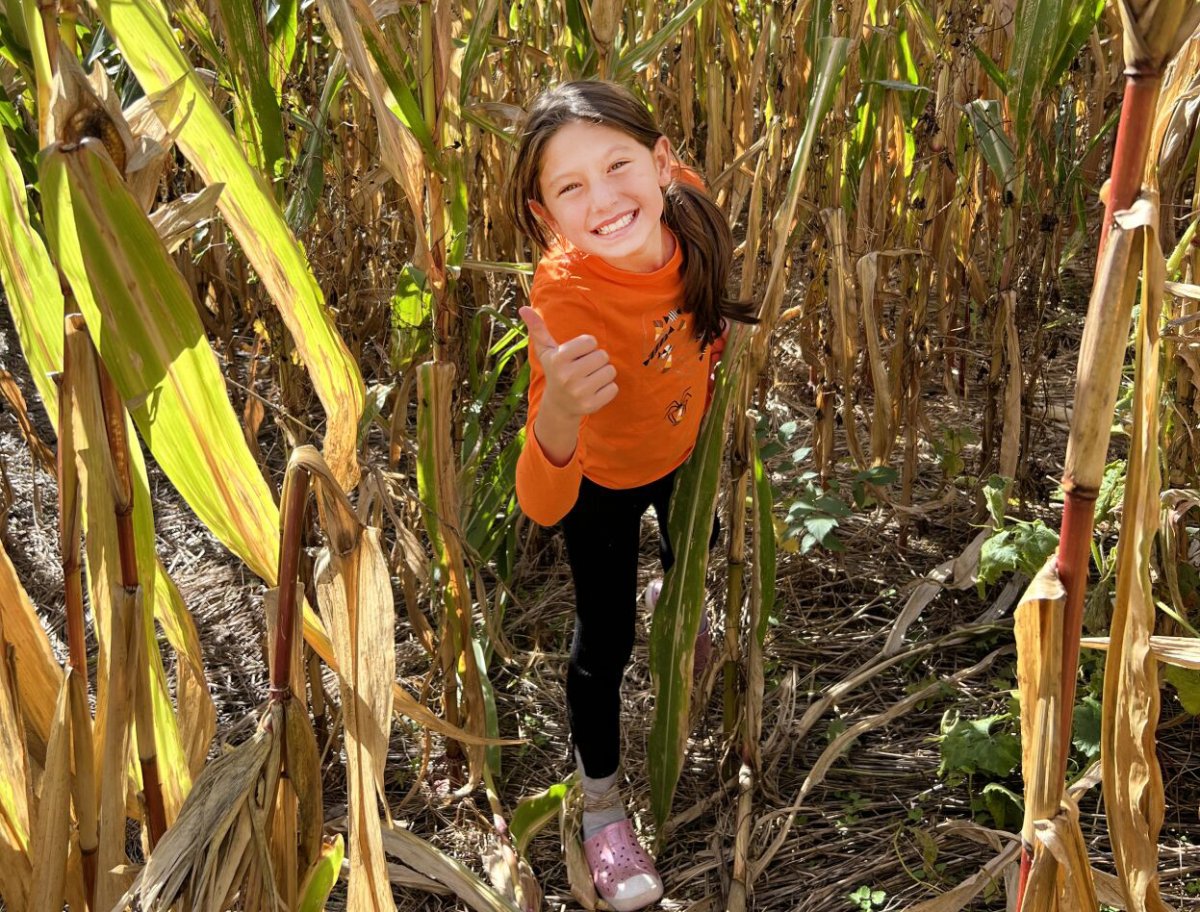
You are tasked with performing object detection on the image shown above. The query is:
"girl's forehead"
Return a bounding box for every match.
[539,121,646,181]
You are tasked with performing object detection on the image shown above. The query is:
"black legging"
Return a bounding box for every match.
[561,469,718,778]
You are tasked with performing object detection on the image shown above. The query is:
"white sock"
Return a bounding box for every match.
[578,753,627,840]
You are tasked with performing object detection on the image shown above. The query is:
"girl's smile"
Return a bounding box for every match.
[535,121,676,273]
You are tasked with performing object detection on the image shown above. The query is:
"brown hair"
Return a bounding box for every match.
[505,80,757,346]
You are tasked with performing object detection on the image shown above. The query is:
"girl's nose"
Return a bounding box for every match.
[591,181,620,211]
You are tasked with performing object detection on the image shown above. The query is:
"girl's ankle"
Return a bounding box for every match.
[580,765,627,840]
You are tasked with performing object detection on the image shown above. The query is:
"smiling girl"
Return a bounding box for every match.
[506,81,758,911]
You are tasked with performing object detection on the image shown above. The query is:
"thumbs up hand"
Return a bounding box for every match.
[521,306,619,419]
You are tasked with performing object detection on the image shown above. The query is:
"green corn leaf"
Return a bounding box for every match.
[0,131,61,418]
[268,0,302,93]
[341,0,438,160]
[474,638,502,776]
[459,0,501,105]
[647,326,747,834]
[4,136,208,815]
[1044,0,1106,92]
[753,447,775,647]
[1010,0,1104,147]
[614,0,709,79]
[1,0,30,54]
[40,140,282,584]
[286,58,346,232]
[973,46,1011,94]
[214,0,287,179]
[763,35,850,318]
[965,99,1015,194]
[510,782,570,858]
[298,835,345,912]
[90,0,365,489]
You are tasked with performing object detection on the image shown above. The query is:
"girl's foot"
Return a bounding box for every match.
[644,578,712,680]
[582,819,664,911]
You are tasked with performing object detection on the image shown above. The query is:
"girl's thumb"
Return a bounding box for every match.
[520,306,559,353]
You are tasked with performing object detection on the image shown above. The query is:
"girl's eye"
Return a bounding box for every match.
[557,182,580,196]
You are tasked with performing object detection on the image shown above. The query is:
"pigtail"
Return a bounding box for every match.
[662,180,759,347]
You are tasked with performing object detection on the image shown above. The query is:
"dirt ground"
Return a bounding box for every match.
[3,270,1200,912]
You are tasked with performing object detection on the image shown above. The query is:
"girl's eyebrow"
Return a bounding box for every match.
[542,143,638,186]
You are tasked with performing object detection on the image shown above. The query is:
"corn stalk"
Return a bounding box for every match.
[1015,2,1200,907]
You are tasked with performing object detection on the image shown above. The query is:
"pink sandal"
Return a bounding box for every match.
[582,819,664,911]
[644,579,712,680]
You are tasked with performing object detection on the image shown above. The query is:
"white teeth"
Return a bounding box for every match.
[595,212,635,235]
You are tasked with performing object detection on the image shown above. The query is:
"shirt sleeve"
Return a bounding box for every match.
[515,280,600,526]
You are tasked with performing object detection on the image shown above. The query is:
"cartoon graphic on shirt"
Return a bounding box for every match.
[666,388,692,426]
[644,309,686,370]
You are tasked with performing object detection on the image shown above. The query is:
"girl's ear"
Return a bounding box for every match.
[528,198,555,228]
[653,135,674,186]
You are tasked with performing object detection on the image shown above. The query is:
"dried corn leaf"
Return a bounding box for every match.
[856,251,896,464]
[284,694,324,872]
[1022,797,1099,912]
[1116,0,1200,70]
[380,824,521,912]
[1101,198,1168,912]
[318,0,425,238]
[1082,635,1200,667]
[27,673,74,912]
[1016,557,1067,850]
[1064,199,1151,490]
[0,600,32,912]
[311,455,394,912]
[0,370,54,472]
[148,184,224,253]
[118,709,282,912]
[558,786,598,911]
[63,317,142,880]
[0,541,62,751]
[93,589,138,911]
[820,208,867,469]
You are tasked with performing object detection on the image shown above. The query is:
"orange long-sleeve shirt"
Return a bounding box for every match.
[515,232,713,526]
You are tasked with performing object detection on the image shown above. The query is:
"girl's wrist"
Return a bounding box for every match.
[534,407,582,467]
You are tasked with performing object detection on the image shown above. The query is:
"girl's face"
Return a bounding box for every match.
[534,120,675,273]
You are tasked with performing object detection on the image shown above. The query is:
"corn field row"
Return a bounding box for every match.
[0,0,1199,909]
